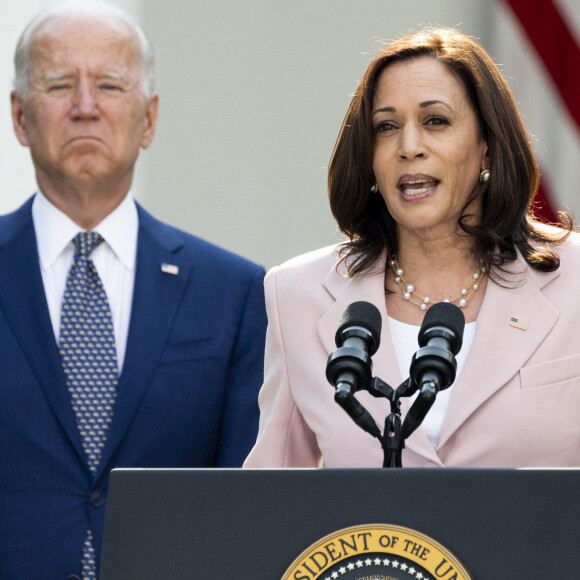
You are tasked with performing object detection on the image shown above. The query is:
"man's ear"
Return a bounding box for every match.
[11,91,30,147]
[140,93,159,150]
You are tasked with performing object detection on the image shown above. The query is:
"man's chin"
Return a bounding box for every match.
[59,154,115,181]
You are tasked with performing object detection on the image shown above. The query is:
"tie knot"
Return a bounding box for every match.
[73,231,104,260]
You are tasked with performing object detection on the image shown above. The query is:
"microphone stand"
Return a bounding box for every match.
[331,373,422,468]
[328,301,463,468]
[331,356,455,467]
[366,376,417,468]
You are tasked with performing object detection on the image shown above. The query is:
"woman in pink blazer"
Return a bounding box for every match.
[245,28,580,469]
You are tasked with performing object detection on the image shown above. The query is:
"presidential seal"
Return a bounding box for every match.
[281,524,474,580]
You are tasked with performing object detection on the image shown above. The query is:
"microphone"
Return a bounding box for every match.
[326,301,382,437]
[401,302,465,439]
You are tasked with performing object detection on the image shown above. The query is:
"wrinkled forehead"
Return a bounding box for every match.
[29,15,142,70]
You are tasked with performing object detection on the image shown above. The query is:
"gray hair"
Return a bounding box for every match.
[13,0,155,98]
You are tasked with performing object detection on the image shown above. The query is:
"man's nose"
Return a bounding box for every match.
[70,82,99,119]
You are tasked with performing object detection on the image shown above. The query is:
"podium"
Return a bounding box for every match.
[100,467,580,579]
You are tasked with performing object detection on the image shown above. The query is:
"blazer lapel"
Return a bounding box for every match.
[316,251,440,463]
[97,206,192,474]
[438,258,560,448]
[0,199,86,462]
[313,250,561,464]
[316,252,403,389]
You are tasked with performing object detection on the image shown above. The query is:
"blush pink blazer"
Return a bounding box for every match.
[245,235,580,468]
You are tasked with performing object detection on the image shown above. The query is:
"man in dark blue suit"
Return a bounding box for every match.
[0,2,267,578]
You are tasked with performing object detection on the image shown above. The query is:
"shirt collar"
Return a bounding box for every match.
[32,191,139,271]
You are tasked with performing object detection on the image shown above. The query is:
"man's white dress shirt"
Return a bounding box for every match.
[32,191,138,373]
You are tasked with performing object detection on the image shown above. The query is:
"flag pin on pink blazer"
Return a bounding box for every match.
[509,316,528,331]
[161,263,179,275]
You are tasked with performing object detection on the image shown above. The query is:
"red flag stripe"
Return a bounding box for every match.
[505,0,580,131]
[533,182,560,223]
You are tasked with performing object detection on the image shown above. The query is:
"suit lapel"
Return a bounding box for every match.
[438,258,560,448]
[0,199,86,462]
[97,206,192,474]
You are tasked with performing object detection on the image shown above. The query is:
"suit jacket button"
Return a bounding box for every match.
[90,490,106,508]
[67,575,81,580]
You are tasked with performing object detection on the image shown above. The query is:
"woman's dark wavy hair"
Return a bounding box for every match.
[328,27,573,278]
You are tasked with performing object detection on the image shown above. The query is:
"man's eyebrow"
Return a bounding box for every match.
[42,71,129,81]
[43,72,73,83]
[100,72,126,80]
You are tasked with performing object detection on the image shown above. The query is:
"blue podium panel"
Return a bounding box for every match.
[100,468,580,579]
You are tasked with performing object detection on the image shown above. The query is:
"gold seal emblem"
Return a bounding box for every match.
[282,524,474,580]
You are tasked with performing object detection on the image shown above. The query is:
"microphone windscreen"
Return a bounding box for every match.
[419,302,465,352]
[336,301,382,355]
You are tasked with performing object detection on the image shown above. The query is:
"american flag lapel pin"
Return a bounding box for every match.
[161,263,179,276]
[509,316,528,331]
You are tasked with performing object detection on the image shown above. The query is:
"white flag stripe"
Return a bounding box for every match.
[555,0,580,44]
[493,1,580,216]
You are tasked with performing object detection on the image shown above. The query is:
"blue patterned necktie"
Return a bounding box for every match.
[59,231,118,579]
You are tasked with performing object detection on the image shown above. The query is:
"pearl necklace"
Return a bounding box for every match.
[388,256,486,311]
